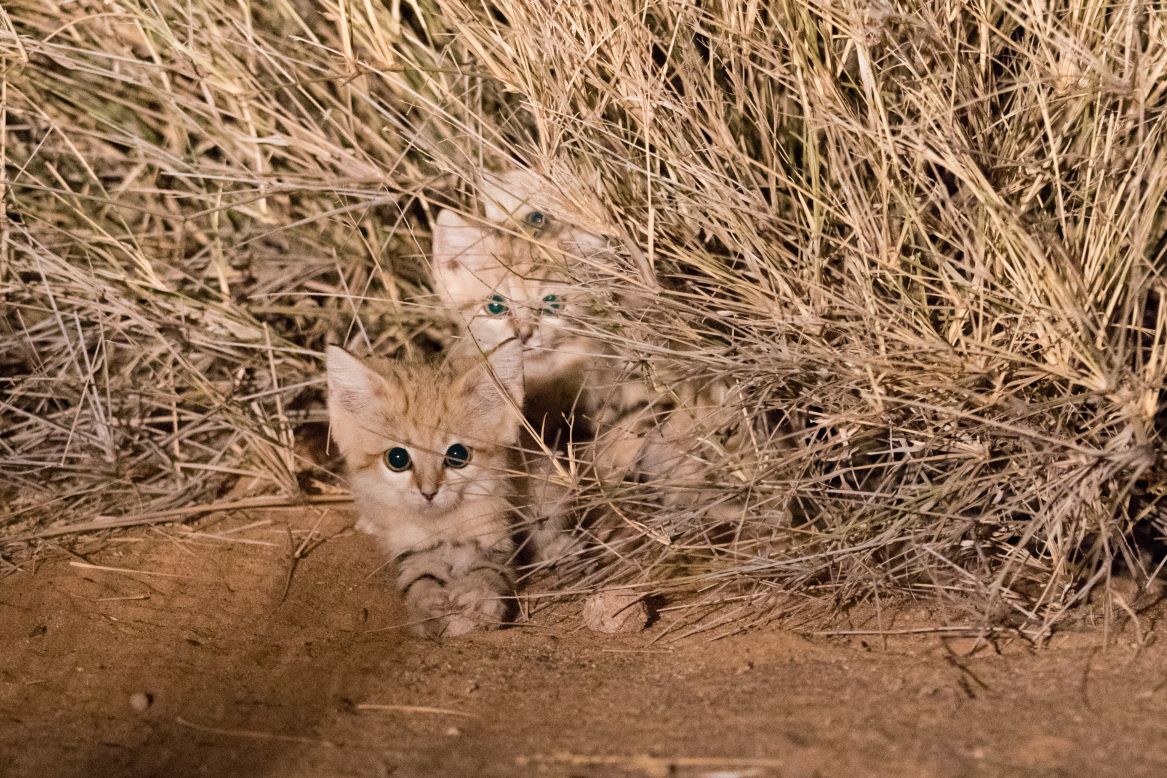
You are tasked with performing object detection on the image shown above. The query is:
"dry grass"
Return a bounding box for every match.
[1,0,1164,636]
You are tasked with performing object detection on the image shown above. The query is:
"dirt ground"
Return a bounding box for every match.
[3,508,1167,778]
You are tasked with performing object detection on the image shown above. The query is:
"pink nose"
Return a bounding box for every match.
[420,490,437,502]
[516,322,535,344]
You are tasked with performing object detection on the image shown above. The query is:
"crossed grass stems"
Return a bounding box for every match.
[1,0,1164,638]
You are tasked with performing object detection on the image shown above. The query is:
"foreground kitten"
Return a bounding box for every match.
[326,341,524,638]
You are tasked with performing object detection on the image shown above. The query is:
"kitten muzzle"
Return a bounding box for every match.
[515,321,536,344]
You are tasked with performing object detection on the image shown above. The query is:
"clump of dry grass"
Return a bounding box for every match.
[1,0,1164,636]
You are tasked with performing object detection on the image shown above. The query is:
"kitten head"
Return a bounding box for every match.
[326,341,523,515]
[432,170,609,383]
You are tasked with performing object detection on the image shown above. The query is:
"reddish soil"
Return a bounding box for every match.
[3,508,1167,777]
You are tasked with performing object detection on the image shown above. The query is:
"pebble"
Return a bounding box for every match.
[583,590,650,634]
[129,692,152,713]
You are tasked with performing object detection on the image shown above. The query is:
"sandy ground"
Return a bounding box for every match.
[3,508,1167,778]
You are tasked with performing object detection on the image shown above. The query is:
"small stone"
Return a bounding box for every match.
[445,726,461,737]
[129,692,152,713]
[583,590,649,634]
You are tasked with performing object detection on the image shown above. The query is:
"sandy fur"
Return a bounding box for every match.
[326,343,525,637]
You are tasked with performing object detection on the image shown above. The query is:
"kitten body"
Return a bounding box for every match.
[326,341,524,638]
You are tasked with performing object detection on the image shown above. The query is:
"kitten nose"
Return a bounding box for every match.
[420,489,437,502]
[515,321,535,344]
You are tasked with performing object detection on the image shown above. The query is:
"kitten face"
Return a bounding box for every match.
[326,344,523,516]
[349,415,491,515]
[432,209,601,385]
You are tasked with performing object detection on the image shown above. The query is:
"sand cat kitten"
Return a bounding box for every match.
[431,169,656,433]
[432,169,746,555]
[431,170,640,561]
[326,341,524,638]
[431,220,604,422]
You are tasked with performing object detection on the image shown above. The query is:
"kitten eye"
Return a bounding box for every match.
[541,294,564,315]
[523,210,547,231]
[484,294,508,316]
[384,447,411,472]
[444,443,472,469]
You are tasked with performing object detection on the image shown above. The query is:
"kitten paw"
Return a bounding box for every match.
[405,576,511,639]
[528,530,583,566]
[447,577,511,632]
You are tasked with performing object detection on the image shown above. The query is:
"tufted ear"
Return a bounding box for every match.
[326,347,387,413]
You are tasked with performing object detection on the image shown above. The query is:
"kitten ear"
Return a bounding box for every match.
[326,345,391,416]
[327,346,394,456]
[432,209,493,274]
[480,168,547,225]
[455,339,525,443]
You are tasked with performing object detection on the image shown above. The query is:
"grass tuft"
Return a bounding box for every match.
[1,0,1164,634]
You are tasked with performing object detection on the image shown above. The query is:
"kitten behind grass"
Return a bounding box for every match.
[326,340,524,638]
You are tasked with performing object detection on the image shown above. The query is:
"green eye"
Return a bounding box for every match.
[524,210,547,230]
[444,443,471,469]
[484,294,508,316]
[384,447,411,472]
[542,294,563,315]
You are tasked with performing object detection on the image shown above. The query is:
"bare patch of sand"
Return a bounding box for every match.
[3,509,1166,777]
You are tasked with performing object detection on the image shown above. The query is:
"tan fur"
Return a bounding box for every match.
[432,208,605,390]
[433,171,653,429]
[326,342,524,638]
[431,168,744,563]
[432,173,634,564]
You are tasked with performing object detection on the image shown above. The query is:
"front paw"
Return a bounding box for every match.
[404,575,511,639]
[528,525,583,566]
[403,579,456,638]
[444,575,512,636]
